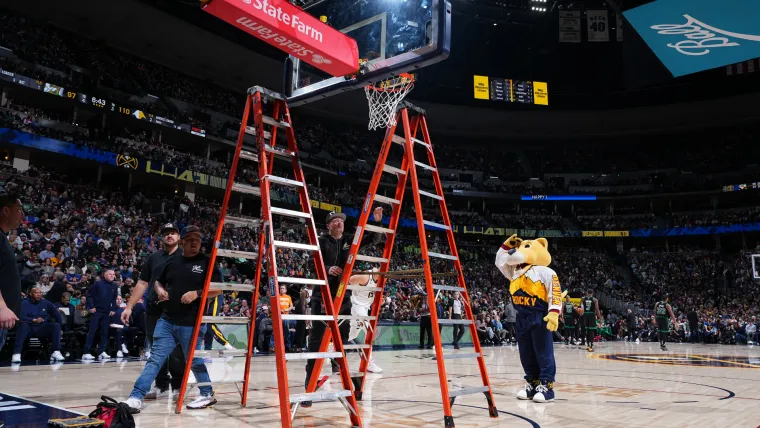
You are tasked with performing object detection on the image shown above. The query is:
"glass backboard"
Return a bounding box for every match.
[286,0,451,106]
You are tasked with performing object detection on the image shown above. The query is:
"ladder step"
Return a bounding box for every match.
[441,352,481,360]
[418,189,443,200]
[285,351,343,361]
[262,115,291,129]
[232,183,261,196]
[448,386,490,398]
[344,344,371,350]
[216,249,258,260]
[281,314,334,321]
[194,349,250,358]
[391,134,406,146]
[412,137,431,149]
[289,390,352,403]
[265,174,304,188]
[422,220,451,231]
[264,145,296,157]
[209,282,257,292]
[274,240,320,251]
[201,316,251,325]
[355,255,388,264]
[432,284,466,292]
[337,315,377,322]
[414,161,437,172]
[271,206,312,219]
[438,319,474,325]
[382,164,406,176]
[190,379,245,388]
[428,251,458,261]
[277,277,328,286]
[373,195,400,205]
[346,284,382,293]
[225,215,261,227]
[365,224,394,234]
[349,371,366,378]
[244,125,272,140]
[240,150,258,162]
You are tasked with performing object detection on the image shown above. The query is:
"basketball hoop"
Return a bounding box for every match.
[364,73,415,130]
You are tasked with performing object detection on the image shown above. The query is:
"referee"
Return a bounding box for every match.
[304,208,383,400]
[0,195,23,351]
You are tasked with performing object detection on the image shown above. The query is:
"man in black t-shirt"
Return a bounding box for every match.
[0,195,24,352]
[122,225,222,413]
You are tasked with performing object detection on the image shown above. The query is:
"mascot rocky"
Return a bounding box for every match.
[495,234,565,403]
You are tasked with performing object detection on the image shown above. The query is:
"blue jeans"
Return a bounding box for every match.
[130,318,212,399]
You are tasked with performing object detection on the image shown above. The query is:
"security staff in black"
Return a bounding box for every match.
[655,296,677,351]
[304,209,384,400]
[582,289,601,352]
[562,296,576,345]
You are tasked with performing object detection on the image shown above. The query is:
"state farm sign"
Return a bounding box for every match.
[203,0,359,77]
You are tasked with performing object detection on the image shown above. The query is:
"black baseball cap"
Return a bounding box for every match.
[325,211,346,225]
[161,222,179,234]
[180,225,202,239]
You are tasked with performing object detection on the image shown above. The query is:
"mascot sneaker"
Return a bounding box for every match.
[533,380,555,403]
[516,379,539,400]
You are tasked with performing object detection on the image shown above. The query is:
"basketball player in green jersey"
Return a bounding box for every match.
[654,295,678,351]
[582,289,602,352]
[561,295,577,345]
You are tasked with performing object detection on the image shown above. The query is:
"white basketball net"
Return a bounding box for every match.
[364,74,414,130]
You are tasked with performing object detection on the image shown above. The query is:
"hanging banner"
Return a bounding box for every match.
[587,9,609,42]
[559,10,582,43]
[616,13,624,42]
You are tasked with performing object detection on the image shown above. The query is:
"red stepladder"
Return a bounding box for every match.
[306,101,498,427]
[174,86,362,428]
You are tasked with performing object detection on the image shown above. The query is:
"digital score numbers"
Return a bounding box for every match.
[473,75,548,106]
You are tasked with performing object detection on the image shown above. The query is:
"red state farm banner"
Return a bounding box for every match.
[203,0,359,77]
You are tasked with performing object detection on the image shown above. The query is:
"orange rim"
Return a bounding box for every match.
[366,73,415,92]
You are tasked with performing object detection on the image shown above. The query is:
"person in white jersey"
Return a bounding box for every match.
[347,264,383,373]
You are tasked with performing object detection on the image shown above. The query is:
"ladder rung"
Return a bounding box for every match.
[190,379,245,388]
[418,189,442,200]
[373,195,400,205]
[423,220,451,230]
[414,161,436,172]
[194,349,249,358]
[355,255,389,264]
[274,240,319,251]
[271,206,312,219]
[337,315,377,322]
[264,145,295,157]
[216,249,258,260]
[412,137,431,148]
[349,371,366,378]
[432,284,466,292]
[262,115,290,129]
[382,164,406,176]
[391,134,406,146]
[240,150,258,162]
[265,174,304,188]
[225,215,261,227]
[232,183,261,196]
[438,319,473,325]
[281,314,334,321]
[343,344,371,350]
[448,386,490,398]
[346,284,382,292]
[289,390,352,403]
[209,282,256,292]
[277,277,327,286]
[201,316,251,325]
[244,125,271,140]
[285,351,343,361]
[365,224,394,234]
[428,251,458,261]
[441,352,481,360]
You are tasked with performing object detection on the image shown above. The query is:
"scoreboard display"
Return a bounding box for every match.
[474,75,548,106]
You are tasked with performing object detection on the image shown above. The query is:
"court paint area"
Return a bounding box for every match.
[2,341,759,427]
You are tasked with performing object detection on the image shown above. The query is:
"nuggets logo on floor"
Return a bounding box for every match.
[495,234,566,403]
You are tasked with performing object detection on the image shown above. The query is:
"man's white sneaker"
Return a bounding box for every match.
[186,394,217,410]
[98,352,111,360]
[367,361,383,373]
[123,397,142,414]
[224,343,235,351]
[144,386,170,400]
[172,390,180,403]
[11,354,21,363]
[82,353,96,360]
[121,344,129,355]
[50,351,65,361]
[144,350,151,360]
[117,351,124,358]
